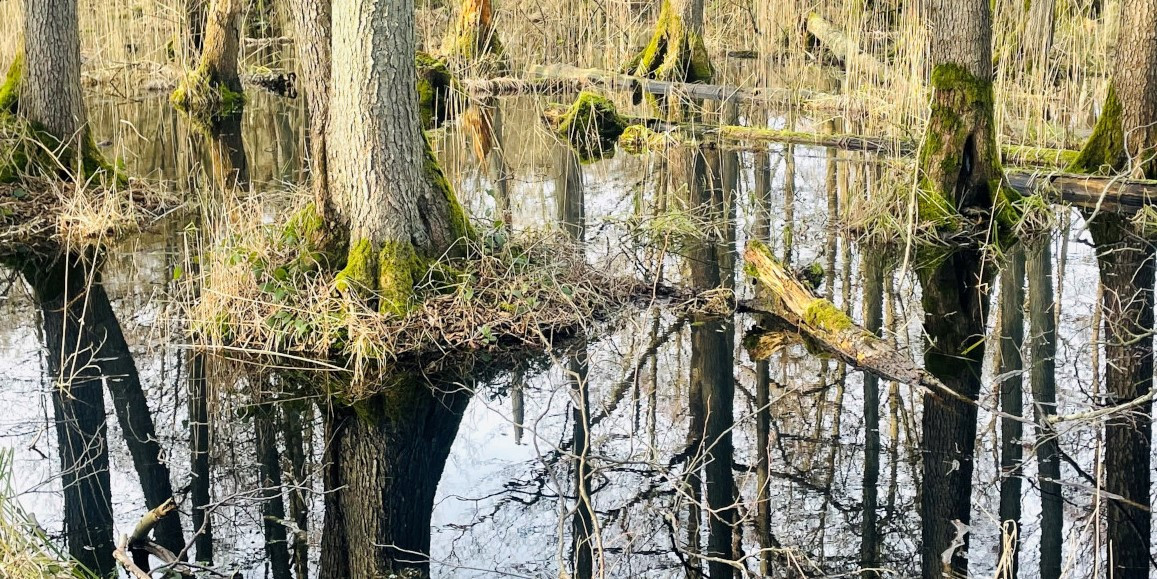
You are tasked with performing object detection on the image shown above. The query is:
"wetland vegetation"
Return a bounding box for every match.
[0,0,1155,577]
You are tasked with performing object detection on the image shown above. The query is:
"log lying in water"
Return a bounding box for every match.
[1005,169,1157,213]
[743,239,947,393]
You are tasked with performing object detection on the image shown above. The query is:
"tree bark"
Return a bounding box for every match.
[319,377,472,577]
[21,0,86,145]
[916,3,1002,576]
[287,0,332,216]
[1069,0,1157,178]
[174,0,245,118]
[629,0,713,85]
[328,0,471,313]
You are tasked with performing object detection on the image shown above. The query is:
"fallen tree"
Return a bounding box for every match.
[742,239,944,391]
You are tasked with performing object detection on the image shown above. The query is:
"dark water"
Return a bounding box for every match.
[0,88,1123,578]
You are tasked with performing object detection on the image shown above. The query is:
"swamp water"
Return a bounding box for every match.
[0,92,1120,578]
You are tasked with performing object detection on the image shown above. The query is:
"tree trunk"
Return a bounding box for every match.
[916,3,1002,576]
[173,0,245,118]
[21,0,86,146]
[1091,216,1154,579]
[319,377,471,577]
[94,296,186,558]
[568,353,595,579]
[997,247,1025,577]
[1069,0,1157,178]
[281,404,311,579]
[287,0,332,217]
[328,0,471,314]
[254,399,292,579]
[441,0,507,74]
[860,251,884,579]
[917,1,1017,230]
[1067,4,1157,574]
[629,0,713,85]
[19,253,115,577]
[1026,236,1062,579]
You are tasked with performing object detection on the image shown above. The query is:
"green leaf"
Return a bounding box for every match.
[172,265,184,280]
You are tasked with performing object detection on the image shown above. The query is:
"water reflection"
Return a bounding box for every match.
[0,95,1146,578]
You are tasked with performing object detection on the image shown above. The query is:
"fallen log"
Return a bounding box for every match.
[743,239,948,393]
[1005,169,1157,214]
[524,63,839,109]
[805,13,891,81]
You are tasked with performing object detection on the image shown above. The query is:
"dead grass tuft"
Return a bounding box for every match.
[183,195,657,394]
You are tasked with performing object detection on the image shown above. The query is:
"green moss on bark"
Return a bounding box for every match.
[803,300,854,333]
[553,91,627,163]
[171,64,246,124]
[631,0,713,84]
[0,53,22,113]
[417,53,459,130]
[917,63,1020,236]
[1068,84,1126,175]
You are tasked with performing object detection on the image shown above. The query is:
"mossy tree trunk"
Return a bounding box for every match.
[1067,4,1157,575]
[328,0,472,314]
[10,0,109,175]
[915,2,1008,577]
[173,0,245,119]
[287,0,332,220]
[1069,0,1157,178]
[629,0,713,84]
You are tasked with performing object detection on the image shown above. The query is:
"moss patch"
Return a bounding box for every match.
[417,53,460,130]
[0,53,23,114]
[552,92,627,163]
[630,0,713,84]
[802,300,854,333]
[917,63,1020,236]
[171,64,246,126]
[1068,84,1126,175]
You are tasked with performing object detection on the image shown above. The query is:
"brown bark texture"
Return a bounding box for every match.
[21,0,87,143]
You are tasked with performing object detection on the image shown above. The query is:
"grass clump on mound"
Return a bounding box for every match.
[0,116,174,254]
[186,196,649,392]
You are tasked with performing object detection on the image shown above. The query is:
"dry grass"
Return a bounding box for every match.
[0,120,182,254]
[182,192,655,394]
[0,450,82,579]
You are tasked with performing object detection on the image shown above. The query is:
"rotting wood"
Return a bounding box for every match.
[743,239,944,391]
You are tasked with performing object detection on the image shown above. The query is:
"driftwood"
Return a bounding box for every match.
[743,239,949,393]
